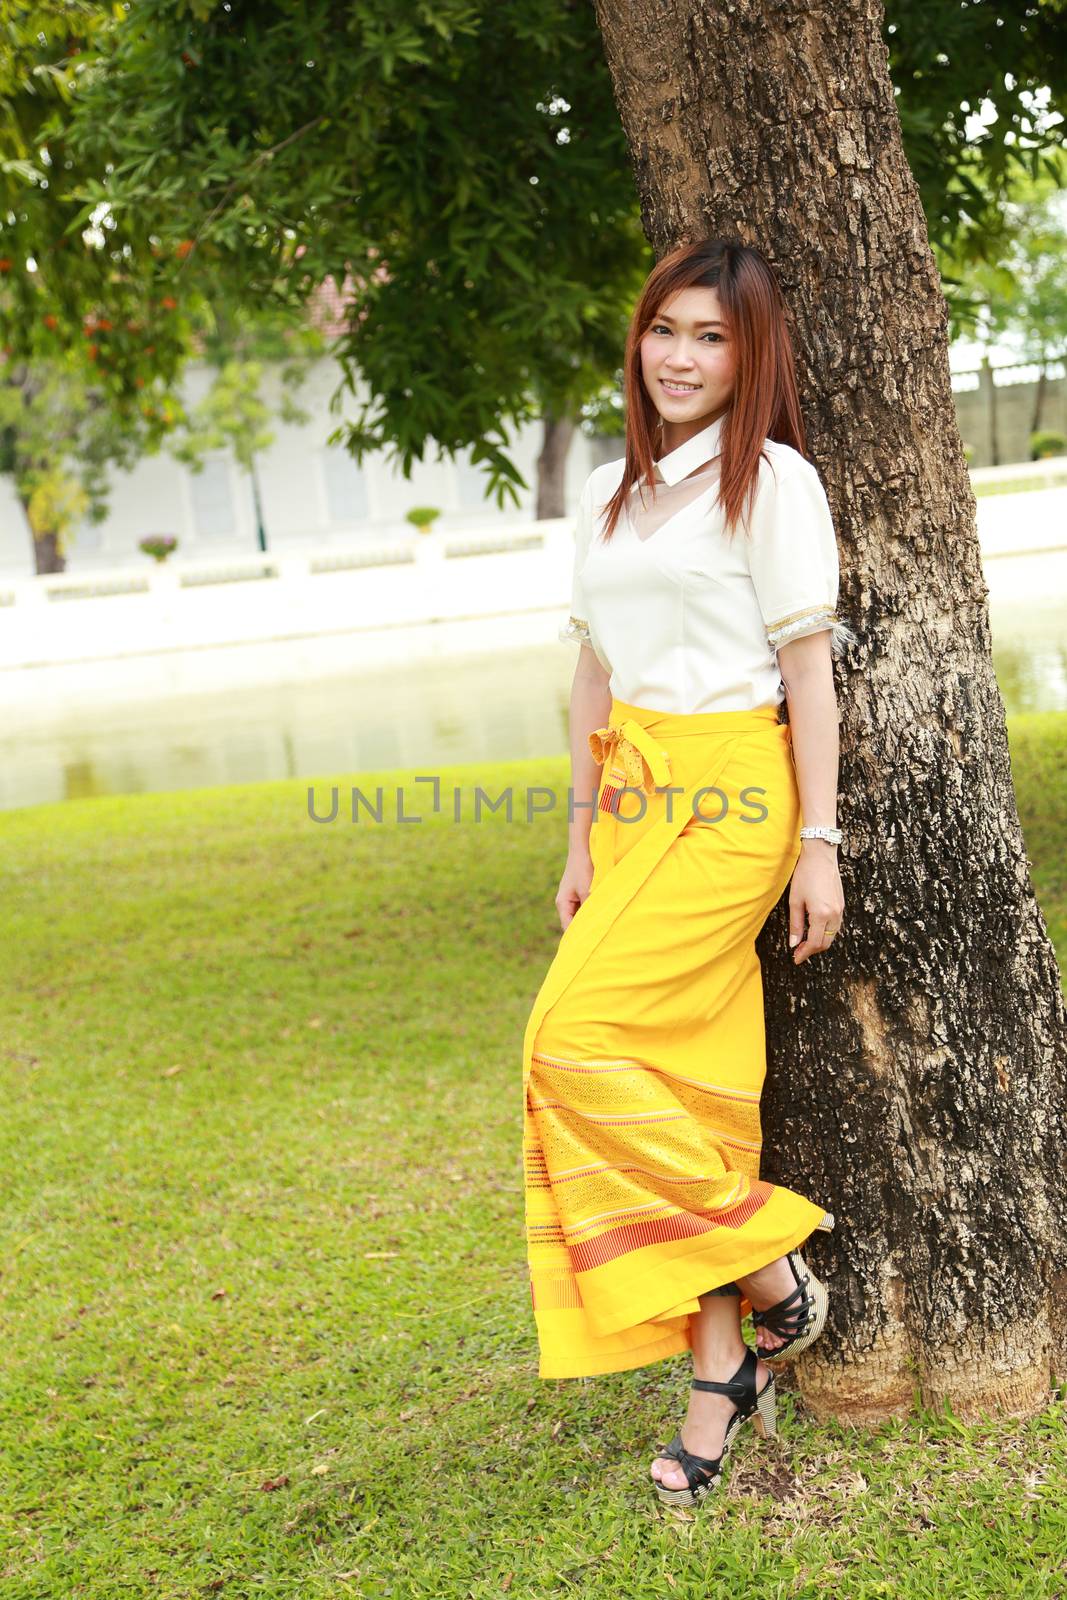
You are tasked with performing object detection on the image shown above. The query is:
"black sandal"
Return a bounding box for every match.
[651,1347,778,1508]
[750,1247,829,1364]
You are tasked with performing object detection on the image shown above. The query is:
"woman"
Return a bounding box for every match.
[521,237,857,1508]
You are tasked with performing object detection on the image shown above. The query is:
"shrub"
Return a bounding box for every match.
[1030,430,1067,460]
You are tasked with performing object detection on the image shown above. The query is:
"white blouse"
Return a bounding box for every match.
[558,412,857,714]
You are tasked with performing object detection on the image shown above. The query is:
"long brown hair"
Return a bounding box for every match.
[600,238,808,542]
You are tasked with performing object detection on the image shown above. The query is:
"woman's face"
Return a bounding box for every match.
[638,285,735,441]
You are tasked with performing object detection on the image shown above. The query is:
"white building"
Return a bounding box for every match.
[0,354,604,577]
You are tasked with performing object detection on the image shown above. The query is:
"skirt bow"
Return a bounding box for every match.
[588,718,673,813]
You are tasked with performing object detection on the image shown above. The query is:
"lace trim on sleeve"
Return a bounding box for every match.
[559,614,592,645]
[766,605,858,658]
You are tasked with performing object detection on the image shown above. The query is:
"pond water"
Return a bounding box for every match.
[1,547,1064,813]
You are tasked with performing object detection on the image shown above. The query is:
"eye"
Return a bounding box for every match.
[650,324,723,342]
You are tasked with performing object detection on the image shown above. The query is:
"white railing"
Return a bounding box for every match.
[0,515,578,679]
[969,455,1067,491]
[0,479,1062,711]
[0,517,570,608]
[1,463,1063,679]
[951,358,1067,392]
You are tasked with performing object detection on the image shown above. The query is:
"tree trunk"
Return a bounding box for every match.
[1031,361,1047,440]
[535,411,576,520]
[31,528,66,575]
[14,479,67,574]
[983,355,1001,466]
[592,0,1067,1422]
[24,499,66,576]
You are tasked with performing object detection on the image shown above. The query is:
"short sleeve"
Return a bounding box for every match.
[558,472,595,648]
[746,458,858,658]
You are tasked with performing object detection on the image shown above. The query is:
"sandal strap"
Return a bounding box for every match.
[690,1346,755,1404]
[751,1277,814,1338]
[658,1430,724,1494]
[657,1433,684,1461]
[690,1375,748,1400]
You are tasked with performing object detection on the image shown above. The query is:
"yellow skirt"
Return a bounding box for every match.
[522,697,831,1380]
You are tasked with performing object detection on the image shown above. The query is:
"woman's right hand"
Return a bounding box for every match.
[556,849,594,930]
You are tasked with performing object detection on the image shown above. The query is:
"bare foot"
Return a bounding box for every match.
[735,1254,802,1354]
[650,1347,773,1491]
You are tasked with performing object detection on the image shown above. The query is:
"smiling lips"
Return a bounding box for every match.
[661,379,702,393]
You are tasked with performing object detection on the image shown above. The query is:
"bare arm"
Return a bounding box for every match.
[566,646,612,854]
[557,645,612,927]
[777,632,845,963]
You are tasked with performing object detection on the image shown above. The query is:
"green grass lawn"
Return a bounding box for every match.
[1,713,1064,1598]
[971,464,1067,498]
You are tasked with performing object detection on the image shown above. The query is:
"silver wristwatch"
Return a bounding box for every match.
[800,825,843,845]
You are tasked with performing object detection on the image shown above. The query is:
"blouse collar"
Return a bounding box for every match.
[652,411,727,485]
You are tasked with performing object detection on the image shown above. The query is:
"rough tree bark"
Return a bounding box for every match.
[591,0,1067,1422]
[536,411,577,520]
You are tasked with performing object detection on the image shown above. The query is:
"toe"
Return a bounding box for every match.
[650,1455,682,1489]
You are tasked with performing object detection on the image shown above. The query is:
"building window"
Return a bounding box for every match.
[189,458,236,539]
[321,447,369,526]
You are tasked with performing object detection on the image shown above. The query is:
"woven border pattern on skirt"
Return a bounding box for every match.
[522,697,830,1379]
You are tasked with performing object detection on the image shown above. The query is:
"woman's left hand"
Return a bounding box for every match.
[788,845,845,964]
